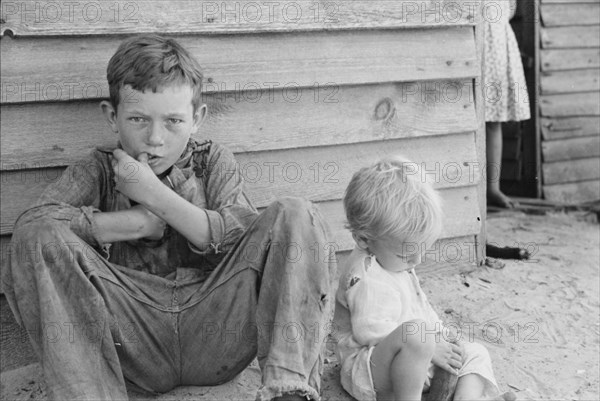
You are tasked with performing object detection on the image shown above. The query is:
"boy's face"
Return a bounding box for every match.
[102,84,205,176]
[361,237,423,272]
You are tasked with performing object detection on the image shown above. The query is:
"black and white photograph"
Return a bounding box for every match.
[0,1,599,400]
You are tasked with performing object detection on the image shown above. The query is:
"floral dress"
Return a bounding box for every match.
[484,0,531,122]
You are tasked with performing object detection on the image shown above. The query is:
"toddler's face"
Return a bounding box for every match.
[366,237,422,272]
[111,84,203,175]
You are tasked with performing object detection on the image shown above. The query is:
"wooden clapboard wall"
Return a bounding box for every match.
[540,0,600,203]
[0,0,487,372]
[0,1,486,289]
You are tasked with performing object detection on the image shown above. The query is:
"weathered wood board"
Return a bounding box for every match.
[0,0,480,37]
[1,28,479,104]
[541,49,600,71]
[542,157,600,185]
[543,179,600,203]
[541,117,600,141]
[542,135,600,162]
[541,26,600,48]
[541,69,600,94]
[1,81,478,169]
[0,132,481,235]
[541,3,600,26]
[540,93,600,117]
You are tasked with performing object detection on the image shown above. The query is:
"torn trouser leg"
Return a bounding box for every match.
[179,197,337,400]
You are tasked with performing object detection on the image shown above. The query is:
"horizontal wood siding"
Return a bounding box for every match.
[1,81,478,169]
[0,0,479,37]
[539,1,600,202]
[1,29,478,104]
[540,2,600,26]
[1,132,482,235]
[541,49,600,71]
[540,69,600,94]
[0,1,486,300]
[541,116,600,140]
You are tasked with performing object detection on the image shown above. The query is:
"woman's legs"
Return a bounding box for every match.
[486,121,516,208]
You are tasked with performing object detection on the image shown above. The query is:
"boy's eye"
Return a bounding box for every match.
[129,117,146,123]
[168,118,183,124]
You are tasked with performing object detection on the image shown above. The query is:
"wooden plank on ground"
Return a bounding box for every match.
[0,132,481,235]
[1,28,478,104]
[541,69,600,94]
[543,179,600,203]
[542,135,600,162]
[0,0,480,37]
[541,0,600,4]
[541,26,600,48]
[543,157,600,185]
[541,117,600,140]
[540,93,600,117]
[1,80,479,169]
[541,49,600,71]
[541,3,600,26]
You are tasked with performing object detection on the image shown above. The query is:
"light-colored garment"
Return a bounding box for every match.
[484,0,531,122]
[333,247,498,400]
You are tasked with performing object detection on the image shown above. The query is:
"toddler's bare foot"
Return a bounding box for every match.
[487,189,517,209]
[492,391,517,401]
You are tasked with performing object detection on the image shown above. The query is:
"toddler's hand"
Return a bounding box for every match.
[432,338,463,375]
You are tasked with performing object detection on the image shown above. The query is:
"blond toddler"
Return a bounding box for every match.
[333,157,516,401]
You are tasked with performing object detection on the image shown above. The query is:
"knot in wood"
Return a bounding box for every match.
[374,98,394,121]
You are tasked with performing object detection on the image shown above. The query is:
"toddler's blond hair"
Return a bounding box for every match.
[343,156,443,248]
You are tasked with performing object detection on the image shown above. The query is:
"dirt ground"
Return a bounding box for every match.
[1,209,599,401]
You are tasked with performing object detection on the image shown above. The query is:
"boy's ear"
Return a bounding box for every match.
[352,232,370,251]
[193,104,208,132]
[100,100,119,134]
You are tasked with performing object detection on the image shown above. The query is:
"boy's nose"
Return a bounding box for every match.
[147,123,165,146]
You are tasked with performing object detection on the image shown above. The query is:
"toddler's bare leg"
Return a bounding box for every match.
[454,374,517,400]
[370,320,436,401]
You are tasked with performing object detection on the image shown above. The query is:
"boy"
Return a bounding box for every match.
[2,34,335,401]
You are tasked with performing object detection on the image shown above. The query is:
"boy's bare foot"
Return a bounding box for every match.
[272,393,309,401]
[487,189,517,209]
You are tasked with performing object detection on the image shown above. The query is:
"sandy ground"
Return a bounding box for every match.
[1,210,599,401]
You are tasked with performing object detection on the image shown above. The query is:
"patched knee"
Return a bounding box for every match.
[274,197,312,213]
[270,197,319,225]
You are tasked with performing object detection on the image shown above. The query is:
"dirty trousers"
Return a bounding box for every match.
[3,198,336,401]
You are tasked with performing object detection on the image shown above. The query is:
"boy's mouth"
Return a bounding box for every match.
[143,152,162,161]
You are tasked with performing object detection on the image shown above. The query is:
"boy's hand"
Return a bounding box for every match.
[130,204,167,240]
[112,149,162,204]
[432,338,463,375]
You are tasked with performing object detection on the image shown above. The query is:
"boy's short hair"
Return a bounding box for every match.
[343,156,443,247]
[107,34,204,112]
